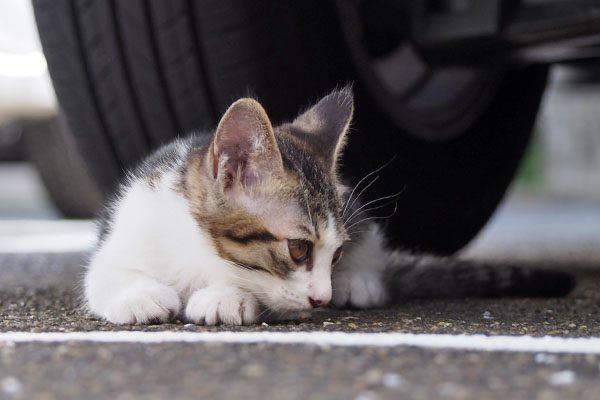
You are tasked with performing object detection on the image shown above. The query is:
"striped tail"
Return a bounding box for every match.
[385,253,576,300]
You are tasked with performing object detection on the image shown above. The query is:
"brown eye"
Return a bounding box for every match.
[288,239,311,263]
[332,246,343,265]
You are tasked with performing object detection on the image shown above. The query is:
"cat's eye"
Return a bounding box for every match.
[332,246,343,265]
[288,239,311,263]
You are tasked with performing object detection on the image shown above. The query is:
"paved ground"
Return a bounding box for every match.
[1,258,600,337]
[2,340,600,400]
[0,250,599,399]
[0,165,599,399]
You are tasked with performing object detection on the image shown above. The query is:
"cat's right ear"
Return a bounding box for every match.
[291,86,354,174]
[210,98,283,189]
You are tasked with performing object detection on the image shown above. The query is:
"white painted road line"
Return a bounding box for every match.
[2,331,600,354]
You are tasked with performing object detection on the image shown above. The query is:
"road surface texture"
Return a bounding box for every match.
[0,167,599,399]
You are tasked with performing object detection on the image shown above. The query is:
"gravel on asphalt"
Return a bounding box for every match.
[0,252,598,337]
[1,252,600,400]
[1,341,600,400]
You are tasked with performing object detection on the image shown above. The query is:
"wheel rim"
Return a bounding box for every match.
[335,0,503,141]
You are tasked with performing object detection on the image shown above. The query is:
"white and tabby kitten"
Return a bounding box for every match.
[84,88,390,325]
[84,87,576,325]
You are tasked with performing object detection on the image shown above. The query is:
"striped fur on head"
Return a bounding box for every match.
[181,88,354,311]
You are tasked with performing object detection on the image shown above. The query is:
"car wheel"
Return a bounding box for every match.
[33,0,547,253]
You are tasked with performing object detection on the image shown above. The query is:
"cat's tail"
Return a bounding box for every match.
[385,252,576,300]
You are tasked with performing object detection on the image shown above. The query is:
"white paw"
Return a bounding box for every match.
[185,286,258,326]
[103,283,181,324]
[331,269,387,309]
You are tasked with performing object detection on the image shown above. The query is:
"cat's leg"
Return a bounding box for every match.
[85,258,181,324]
[331,223,390,309]
[185,286,259,326]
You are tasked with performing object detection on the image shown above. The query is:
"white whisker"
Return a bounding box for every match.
[344,195,401,227]
[344,187,404,226]
[344,175,380,218]
[346,230,370,237]
[345,202,398,232]
[342,155,396,217]
[257,306,276,321]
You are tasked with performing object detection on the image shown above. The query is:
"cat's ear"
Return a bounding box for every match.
[291,86,354,173]
[210,98,283,189]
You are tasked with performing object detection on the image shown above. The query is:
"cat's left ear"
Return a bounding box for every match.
[291,86,354,173]
[211,98,283,189]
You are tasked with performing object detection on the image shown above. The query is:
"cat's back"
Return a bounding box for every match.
[133,133,210,184]
[98,133,211,240]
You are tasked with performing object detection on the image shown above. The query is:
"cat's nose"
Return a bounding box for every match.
[309,296,329,308]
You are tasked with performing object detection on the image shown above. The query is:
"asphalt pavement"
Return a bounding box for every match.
[1,262,599,400]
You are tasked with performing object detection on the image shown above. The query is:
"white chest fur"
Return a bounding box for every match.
[84,172,232,322]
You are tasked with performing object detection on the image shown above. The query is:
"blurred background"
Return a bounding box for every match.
[0,0,598,263]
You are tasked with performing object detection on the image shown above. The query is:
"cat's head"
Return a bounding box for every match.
[192,88,353,314]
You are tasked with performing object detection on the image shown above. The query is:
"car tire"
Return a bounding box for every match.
[344,65,547,254]
[24,115,104,219]
[33,1,547,253]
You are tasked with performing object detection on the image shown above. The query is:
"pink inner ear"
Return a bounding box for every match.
[213,145,250,188]
[212,143,219,179]
[214,106,266,188]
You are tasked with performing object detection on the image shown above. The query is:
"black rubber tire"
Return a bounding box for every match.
[33,1,547,253]
[24,116,104,219]
[32,0,347,197]
[344,65,548,254]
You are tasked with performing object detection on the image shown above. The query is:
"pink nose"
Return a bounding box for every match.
[308,297,329,308]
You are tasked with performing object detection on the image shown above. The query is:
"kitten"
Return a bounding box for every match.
[84,88,574,326]
[84,88,389,325]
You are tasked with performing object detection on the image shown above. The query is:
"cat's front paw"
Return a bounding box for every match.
[103,283,181,324]
[185,286,258,326]
[331,269,387,309]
